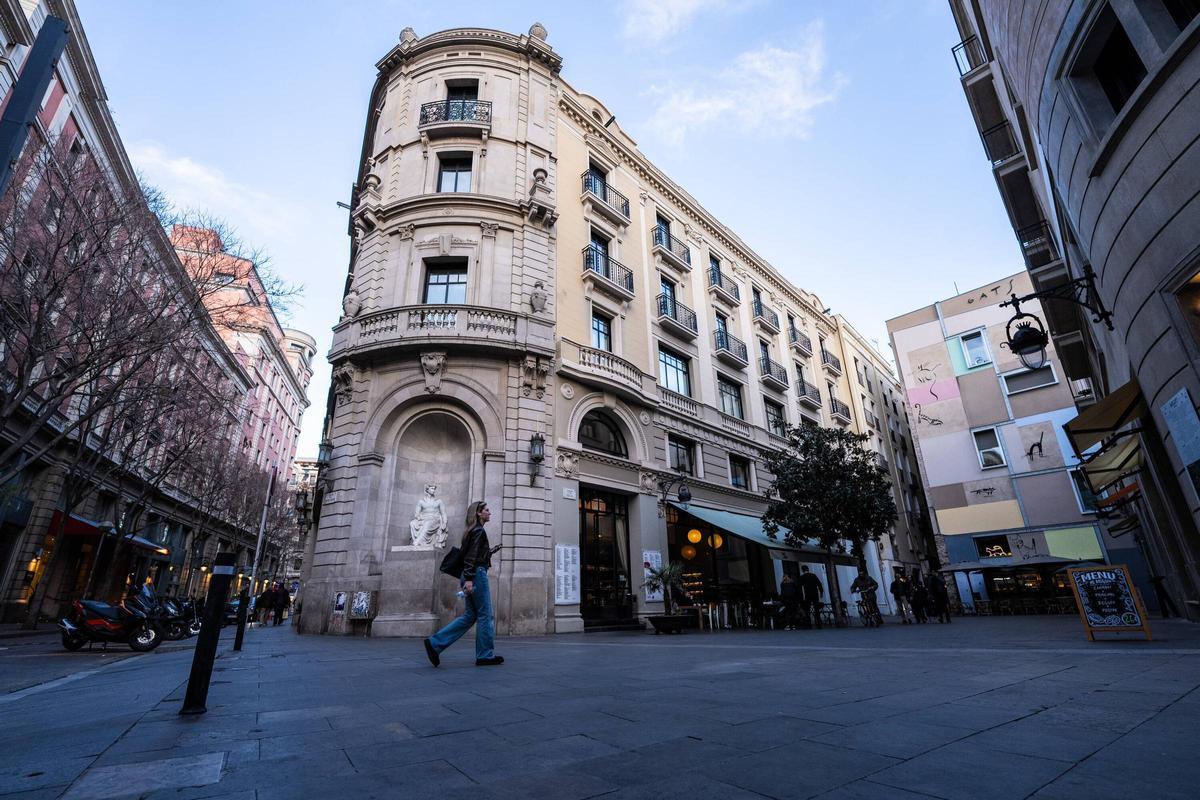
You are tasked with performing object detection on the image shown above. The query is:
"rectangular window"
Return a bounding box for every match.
[423,261,467,304]
[758,340,770,362]
[717,376,744,419]
[656,213,671,233]
[729,455,751,489]
[1092,8,1147,114]
[960,330,991,368]
[437,155,472,192]
[446,81,478,102]
[764,399,787,437]
[709,254,721,272]
[1070,468,1099,513]
[1162,0,1200,30]
[973,427,1006,469]
[658,347,691,396]
[667,435,694,475]
[1001,364,1058,395]
[591,311,612,352]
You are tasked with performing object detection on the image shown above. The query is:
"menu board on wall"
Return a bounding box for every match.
[642,550,663,602]
[554,544,580,605]
[1067,565,1152,641]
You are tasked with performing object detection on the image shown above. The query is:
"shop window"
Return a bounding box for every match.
[1174,270,1200,348]
[1001,364,1058,395]
[972,427,1006,468]
[976,535,1012,559]
[959,330,991,368]
[667,435,695,475]
[729,455,751,489]
[423,259,467,304]
[579,410,628,458]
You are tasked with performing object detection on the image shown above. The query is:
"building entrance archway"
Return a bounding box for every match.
[579,487,634,627]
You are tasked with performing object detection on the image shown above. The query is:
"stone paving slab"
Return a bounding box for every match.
[1,616,1198,799]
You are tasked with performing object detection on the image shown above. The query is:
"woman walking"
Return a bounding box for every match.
[424,501,504,667]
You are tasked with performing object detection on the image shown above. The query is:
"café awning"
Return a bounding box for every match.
[1079,431,1143,494]
[669,502,857,565]
[1064,378,1146,456]
[51,511,169,557]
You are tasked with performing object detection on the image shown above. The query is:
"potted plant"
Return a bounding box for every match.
[642,561,691,634]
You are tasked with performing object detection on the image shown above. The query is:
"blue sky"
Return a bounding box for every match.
[75,0,1022,456]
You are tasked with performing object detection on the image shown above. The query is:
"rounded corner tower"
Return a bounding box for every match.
[301,25,563,637]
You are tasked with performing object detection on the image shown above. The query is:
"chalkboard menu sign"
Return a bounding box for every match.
[1067,565,1152,641]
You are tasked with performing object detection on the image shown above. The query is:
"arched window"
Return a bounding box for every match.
[578,410,628,458]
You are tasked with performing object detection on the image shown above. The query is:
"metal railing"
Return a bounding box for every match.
[714,329,748,362]
[652,225,691,266]
[753,299,780,330]
[821,349,842,373]
[788,327,812,353]
[581,172,630,218]
[760,356,789,386]
[656,293,698,333]
[582,245,634,294]
[419,99,492,125]
[864,410,880,430]
[981,121,1020,166]
[708,267,740,301]
[952,36,986,76]
[830,397,851,420]
[1016,220,1060,268]
[796,379,821,407]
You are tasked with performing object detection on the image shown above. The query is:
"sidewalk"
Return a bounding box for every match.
[2,617,1199,799]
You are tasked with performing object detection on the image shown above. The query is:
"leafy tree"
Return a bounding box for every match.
[762,424,896,622]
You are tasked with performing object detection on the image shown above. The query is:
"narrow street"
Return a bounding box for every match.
[3,618,1198,799]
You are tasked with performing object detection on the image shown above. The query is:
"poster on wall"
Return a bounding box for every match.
[1161,388,1200,498]
[554,544,580,604]
[642,550,663,602]
[332,591,347,614]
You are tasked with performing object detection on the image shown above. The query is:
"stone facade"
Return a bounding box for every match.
[300,24,933,635]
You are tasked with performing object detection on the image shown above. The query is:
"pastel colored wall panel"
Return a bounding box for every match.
[905,341,953,387]
[911,396,969,437]
[963,477,1015,505]
[907,378,960,407]
[920,430,988,486]
[928,483,967,508]
[1044,526,1103,560]
[1015,471,1090,527]
[959,369,1009,428]
[935,499,1024,535]
[1010,420,1065,471]
[947,335,995,377]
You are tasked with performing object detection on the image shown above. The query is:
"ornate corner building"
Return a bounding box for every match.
[299,24,935,636]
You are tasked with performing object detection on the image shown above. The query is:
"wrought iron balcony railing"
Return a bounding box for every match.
[1016,220,1060,269]
[830,397,851,421]
[952,36,986,76]
[788,326,812,354]
[581,172,631,218]
[760,356,789,388]
[821,349,842,373]
[864,410,880,430]
[419,99,492,126]
[652,225,691,267]
[753,300,780,331]
[714,329,748,364]
[582,245,634,295]
[796,379,821,408]
[981,121,1021,166]
[657,293,698,335]
[708,267,740,302]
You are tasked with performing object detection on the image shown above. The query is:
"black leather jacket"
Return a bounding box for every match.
[461,525,491,580]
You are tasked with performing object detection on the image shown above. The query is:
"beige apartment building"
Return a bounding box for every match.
[299,24,932,636]
[947,0,1200,618]
[889,273,1148,613]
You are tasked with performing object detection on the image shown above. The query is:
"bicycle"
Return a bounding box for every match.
[855,596,884,627]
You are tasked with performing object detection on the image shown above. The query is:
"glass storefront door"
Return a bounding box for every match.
[579,489,633,625]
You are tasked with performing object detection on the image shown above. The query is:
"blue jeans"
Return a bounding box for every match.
[428,567,494,659]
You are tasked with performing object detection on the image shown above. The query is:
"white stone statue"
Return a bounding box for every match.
[409,483,448,548]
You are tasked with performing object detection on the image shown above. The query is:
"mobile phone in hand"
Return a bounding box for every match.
[489,544,503,555]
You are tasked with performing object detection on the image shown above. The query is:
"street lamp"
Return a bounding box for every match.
[999,264,1113,369]
[317,438,332,467]
[656,471,691,517]
[529,432,545,485]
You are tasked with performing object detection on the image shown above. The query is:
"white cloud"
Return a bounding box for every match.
[620,0,738,44]
[127,141,299,239]
[645,24,845,145]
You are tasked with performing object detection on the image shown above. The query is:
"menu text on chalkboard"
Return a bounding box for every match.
[1067,565,1152,641]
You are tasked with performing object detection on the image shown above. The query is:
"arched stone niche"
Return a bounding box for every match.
[388,410,475,553]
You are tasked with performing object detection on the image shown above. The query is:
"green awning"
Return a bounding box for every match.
[669,502,856,565]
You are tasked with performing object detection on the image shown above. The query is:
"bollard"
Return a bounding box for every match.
[180,552,236,716]
[233,585,250,651]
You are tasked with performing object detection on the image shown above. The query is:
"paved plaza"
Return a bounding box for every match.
[2,617,1199,799]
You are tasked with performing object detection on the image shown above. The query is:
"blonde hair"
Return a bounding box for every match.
[464,500,487,534]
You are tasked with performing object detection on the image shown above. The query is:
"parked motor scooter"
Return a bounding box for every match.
[58,583,165,652]
[160,597,202,640]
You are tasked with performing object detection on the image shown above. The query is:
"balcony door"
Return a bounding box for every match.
[579,488,634,626]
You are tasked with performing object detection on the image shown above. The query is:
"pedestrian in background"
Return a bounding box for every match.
[889,570,912,624]
[798,565,824,629]
[780,573,799,630]
[257,584,276,626]
[928,572,952,623]
[272,582,290,626]
[910,573,929,623]
[424,501,504,667]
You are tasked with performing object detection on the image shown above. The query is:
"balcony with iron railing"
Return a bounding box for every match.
[651,225,691,271]
[753,300,780,333]
[581,172,631,225]
[864,410,881,430]
[581,245,635,301]
[708,267,740,304]
[656,293,698,339]
[713,329,748,368]
[418,99,492,137]
[820,349,842,375]
[788,326,812,356]
[952,36,987,77]
[759,356,789,391]
[796,379,821,409]
[830,397,852,424]
[1016,220,1061,270]
[981,121,1022,168]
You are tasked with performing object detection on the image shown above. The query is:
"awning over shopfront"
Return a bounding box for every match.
[51,511,169,557]
[1079,431,1143,494]
[669,502,857,565]
[1065,378,1146,455]
[941,554,1096,572]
